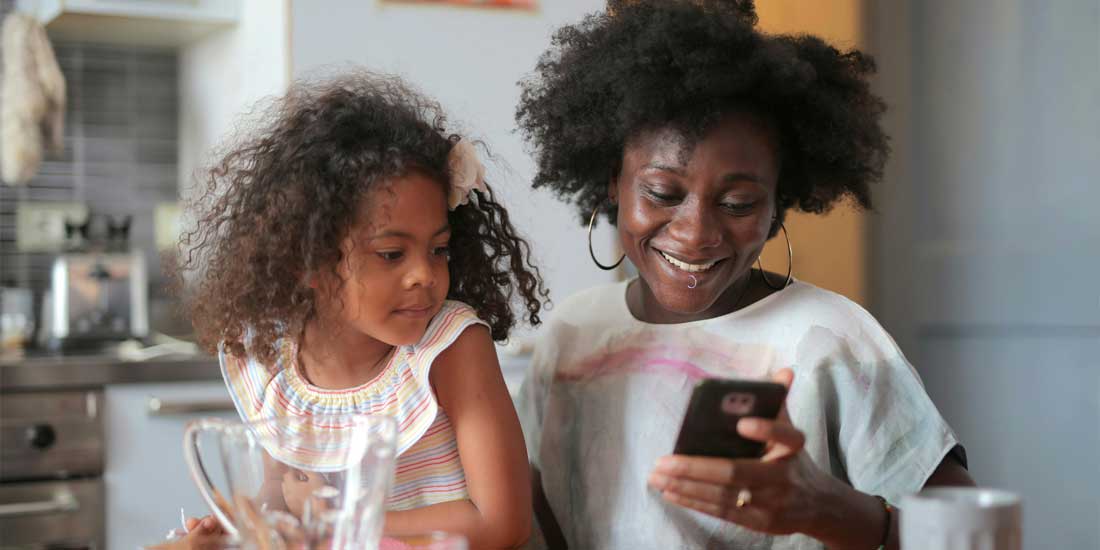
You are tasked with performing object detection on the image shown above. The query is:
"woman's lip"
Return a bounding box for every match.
[652,247,726,265]
[652,248,726,279]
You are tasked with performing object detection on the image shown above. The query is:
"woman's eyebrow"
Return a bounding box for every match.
[722,172,762,184]
[640,162,687,176]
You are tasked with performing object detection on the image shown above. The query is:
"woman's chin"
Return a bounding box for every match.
[645,283,726,319]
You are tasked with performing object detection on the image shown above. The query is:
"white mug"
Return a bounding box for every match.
[900,487,1021,550]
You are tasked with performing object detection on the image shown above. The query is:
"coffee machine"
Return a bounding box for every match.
[47,251,148,346]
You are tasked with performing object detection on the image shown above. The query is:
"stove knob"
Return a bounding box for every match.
[26,424,56,450]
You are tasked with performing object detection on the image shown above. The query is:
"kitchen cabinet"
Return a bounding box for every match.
[16,0,240,46]
[104,380,236,549]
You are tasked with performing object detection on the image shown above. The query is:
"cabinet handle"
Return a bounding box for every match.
[0,491,79,518]
[147,397,236,416]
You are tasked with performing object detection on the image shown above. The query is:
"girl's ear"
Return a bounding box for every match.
[608,175,619,205]
[306,270,333,303]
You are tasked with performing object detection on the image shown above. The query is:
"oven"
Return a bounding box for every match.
[0,390,105,549]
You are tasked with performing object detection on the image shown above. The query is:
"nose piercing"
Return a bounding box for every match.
[687,274,698,289]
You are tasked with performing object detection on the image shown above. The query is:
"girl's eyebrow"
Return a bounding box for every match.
[367,223,451,241]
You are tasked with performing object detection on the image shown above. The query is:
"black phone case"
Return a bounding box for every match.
[672,378,788,459]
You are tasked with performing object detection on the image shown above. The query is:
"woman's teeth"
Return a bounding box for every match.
[659,251,718,273]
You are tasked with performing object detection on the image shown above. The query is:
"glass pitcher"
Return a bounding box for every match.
[183,413,397,549]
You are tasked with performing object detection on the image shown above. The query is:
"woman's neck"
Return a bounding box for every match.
[298,319,394,390]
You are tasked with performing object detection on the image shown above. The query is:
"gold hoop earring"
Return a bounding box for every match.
[588,204,624,271]
[757,222,792,290]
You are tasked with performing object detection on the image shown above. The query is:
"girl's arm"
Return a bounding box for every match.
[384,325,532,549]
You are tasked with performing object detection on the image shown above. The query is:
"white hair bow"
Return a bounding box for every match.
[447,139,488,210]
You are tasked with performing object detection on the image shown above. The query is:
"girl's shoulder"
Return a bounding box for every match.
[400,300,489,375]
[218,302,487,414]
[217,337,293,421]
[419,300,487,344]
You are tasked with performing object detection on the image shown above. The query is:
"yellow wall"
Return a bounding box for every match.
[755,0,868,305]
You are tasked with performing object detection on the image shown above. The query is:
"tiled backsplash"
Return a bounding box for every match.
[0,14,179,293]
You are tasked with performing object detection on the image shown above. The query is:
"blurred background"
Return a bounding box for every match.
[0,0,1096,548]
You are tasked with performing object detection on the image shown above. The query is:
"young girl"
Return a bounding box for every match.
[175,72,545,549]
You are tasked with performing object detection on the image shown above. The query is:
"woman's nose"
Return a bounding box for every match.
[666,200,722,250]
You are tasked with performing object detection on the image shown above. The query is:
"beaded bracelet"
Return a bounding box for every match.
[873,495,894,550]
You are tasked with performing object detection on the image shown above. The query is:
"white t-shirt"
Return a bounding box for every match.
[518,280,962,550]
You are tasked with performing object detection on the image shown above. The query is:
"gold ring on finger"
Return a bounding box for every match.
[735,488,752,508]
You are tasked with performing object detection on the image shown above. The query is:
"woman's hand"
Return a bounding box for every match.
[648,369,826,534]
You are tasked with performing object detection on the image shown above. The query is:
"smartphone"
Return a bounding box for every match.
[672,378,788,459]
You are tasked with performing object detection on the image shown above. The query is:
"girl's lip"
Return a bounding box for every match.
[394,305,433,317]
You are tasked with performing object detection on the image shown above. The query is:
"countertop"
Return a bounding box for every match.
[0,349,221,391]
[0,345,532,393]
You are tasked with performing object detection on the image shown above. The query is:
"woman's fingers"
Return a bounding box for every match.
[737,417,805,460]
[771,368,794,389]
[659,489,772,527]
[651,455,780,487]
[648,470,780,507]
[771,368,794,425]
[648,472,727,502]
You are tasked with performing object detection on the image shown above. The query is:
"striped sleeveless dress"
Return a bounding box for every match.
[218,300,484,511]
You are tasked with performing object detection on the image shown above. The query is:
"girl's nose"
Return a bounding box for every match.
[403,253,436,289]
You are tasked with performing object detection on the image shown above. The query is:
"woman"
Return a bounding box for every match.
[515,1,974,549]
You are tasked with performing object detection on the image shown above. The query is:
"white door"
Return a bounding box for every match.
[869,1,1100,548]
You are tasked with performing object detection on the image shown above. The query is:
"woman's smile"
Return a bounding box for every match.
[649,245,732,291]
[654,248,727,273]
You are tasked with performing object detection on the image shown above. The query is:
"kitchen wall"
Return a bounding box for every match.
[1,0,284,340]
[177,0,288,198]
[755,0,868,305]
[290,0,878,337]
[291,0,616,345]
[0,17,180,296]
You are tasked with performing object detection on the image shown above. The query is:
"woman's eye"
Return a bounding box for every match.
[722,201,757,214]
[377,251,404,261]
[643,188,679,204]
[432,246,451,259]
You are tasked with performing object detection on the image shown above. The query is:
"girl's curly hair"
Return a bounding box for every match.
[175,72,547,364]
[516,0,889,233]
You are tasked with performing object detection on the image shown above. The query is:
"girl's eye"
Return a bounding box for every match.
[377,251,404,261]
[432,246,451,259]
